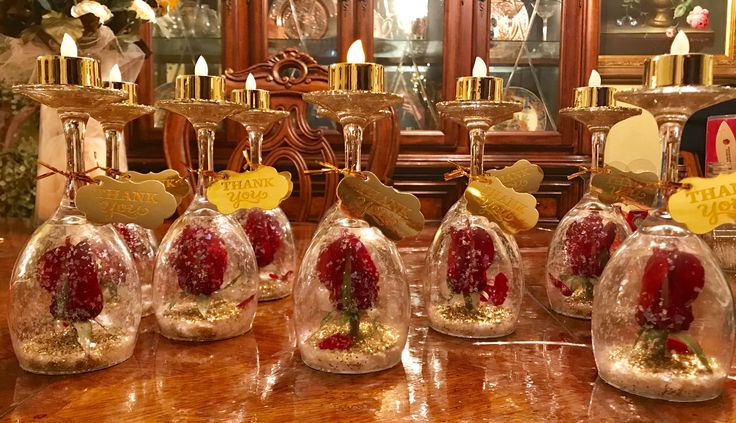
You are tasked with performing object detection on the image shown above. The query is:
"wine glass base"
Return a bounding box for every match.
[597,354,725,402]
[16,331,136,375]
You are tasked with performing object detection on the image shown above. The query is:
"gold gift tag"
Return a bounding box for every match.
[123,169,191,205]
[206,166,293,214]
[465,178,539,234]
[482,159,544,193]
[591,167,659,208]
[337,171,425,241]
[77,175,178,229]
[669,173,736,234]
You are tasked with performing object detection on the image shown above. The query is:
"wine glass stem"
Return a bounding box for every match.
[249,129,264,168]
[656,120,684,214]
[104,125,125,175]
[59,112,89,210]
[194,125,216,202]
[344,123,363,172]
[542,18,548,42]
[589,130,607,191]
[469,128,486,177]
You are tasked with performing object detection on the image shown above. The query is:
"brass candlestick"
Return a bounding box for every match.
[157,95,240,208]
[560,86,641,181]
[436,100,521,177]
[90,81,155,175]
[229,90,288,168]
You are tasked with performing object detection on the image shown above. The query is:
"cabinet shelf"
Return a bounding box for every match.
[488,40,560,66]
[152,36,222,62]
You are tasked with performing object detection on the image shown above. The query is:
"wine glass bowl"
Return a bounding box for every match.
[293,218,410,374]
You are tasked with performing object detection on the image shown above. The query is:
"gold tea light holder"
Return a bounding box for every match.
[89,66,156,176]
[436,64,522,183]
[157,58,241,206]
[229,74,289,168]
[559,70,642,194]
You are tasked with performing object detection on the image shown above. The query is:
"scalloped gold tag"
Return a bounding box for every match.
[464,178,539,234]
[77,175,178,229]
[206,166,293,214]
[337,171,425,241]
[122,169,191,205]
[591,167,659,208]
[482,159,544,193]
[669,173,736,234]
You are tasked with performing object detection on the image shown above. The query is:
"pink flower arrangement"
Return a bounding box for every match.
[686,6,710,30]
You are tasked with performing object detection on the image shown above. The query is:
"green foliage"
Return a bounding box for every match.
[0,133,38,218]
[0,81,38,218]
[673,0,694,19]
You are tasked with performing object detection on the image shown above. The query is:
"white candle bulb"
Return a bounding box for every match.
[670,31,690,55]
[109,64,122,82]
[472,57,487,77]
[60,33,77,57]
[588,69,601,87]
[194,56,208,76]
[347,40,366,64]
[245,73,257,90]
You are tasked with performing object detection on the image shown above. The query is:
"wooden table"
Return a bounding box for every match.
[0,218,734,421]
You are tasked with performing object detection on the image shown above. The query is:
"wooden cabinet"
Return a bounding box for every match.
[129,0,599,224]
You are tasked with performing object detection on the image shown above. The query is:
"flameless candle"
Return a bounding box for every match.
[176,56,226,101]
[328,40,384,92]
[231,73,270,109]
[644,31,713,88]
[104,64,137,104]
[572,70,617,108]
[455,57,503,101]
[36,33,101,86]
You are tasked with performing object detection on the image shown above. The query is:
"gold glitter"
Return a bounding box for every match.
[163,298,243,323]
[610,344,714,377]
[258,278,290,300]
[307,319,400,355]
[560,290,593,317]
[20,326,130,374]
[433,303,513,324]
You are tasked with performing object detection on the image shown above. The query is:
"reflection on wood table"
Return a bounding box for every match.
[0,219,734,421]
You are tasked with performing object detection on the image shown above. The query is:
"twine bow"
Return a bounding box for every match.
[443,161,497,184]
[181,162,227,180]
[36,161,98,184]
[567,165,612,181]
[84,153,124,178]
[443,161,473,181]
[242,151,257,171]
[304,161,366,179]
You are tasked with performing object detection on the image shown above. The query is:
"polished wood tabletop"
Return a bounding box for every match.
[1,218,735,422]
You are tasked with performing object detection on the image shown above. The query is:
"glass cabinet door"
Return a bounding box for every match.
[149,0,223,129]
[266,0,339,64]
[373,0,445,131]
[488,0,561,132]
